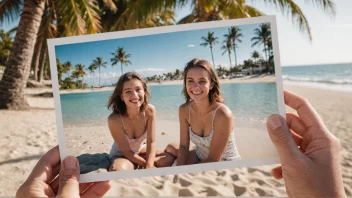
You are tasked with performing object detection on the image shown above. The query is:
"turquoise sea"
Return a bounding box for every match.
[282,63,352,92]
[61,63,352,126]
[60,83,279,126]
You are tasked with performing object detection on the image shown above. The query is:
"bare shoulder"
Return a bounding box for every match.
[215,104,234,121]
[108,112,121,125]
[145,104,156,117]
[178,102,189,116]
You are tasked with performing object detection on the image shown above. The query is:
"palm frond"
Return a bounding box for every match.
[79,0,102,34]
[0,0,22,24]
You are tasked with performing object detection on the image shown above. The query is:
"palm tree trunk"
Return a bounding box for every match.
[232,42,238,67]
[228,52,232,69]
[99,66,101,87]
[121,62,123,75]
[210,46,215,67]
[38,44,47,83]
[0,0,45,110]
[32,33,43,81]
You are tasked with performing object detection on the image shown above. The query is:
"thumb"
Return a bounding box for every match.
[57,156,80,198]
[266,115,301,162]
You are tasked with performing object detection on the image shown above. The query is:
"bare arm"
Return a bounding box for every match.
[201,106,234,163]
[108,114,146,167]
[176,104,191,166]
[145,105,157,168]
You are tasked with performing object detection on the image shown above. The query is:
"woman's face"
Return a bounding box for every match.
[186,67,213,102]
[121,79,145,110]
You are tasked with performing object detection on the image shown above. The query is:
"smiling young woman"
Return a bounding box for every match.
[107,72,174,171]
[165,59,241,166]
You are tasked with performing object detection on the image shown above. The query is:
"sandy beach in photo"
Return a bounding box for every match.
[0,82,351,196]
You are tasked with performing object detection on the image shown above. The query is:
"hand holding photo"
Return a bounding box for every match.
[48,15,285,182]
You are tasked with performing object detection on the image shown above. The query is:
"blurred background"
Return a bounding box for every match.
[0,0,351,196]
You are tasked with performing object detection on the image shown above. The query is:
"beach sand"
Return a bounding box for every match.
[0,82,351,196]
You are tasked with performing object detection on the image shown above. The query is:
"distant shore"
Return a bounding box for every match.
[60,74,276,94]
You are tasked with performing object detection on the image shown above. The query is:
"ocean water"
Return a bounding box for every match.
[282,63,352,92]
[60,83,279,126]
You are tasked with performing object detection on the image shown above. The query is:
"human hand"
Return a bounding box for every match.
[266,90,346,198]
[16,146,111,198]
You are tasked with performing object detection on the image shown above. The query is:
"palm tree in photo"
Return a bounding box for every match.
[200,31,218,67]
[111,47,131,75]
[251,23,271,71]
[221,40,232,68]
[90,57,107,87]
[74,63,86,88]
[251,51,261,65]
[61,61,73,79]
[224,26,242,67]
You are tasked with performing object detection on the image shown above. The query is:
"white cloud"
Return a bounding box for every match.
[134,68,166,77]
[187,44,195,48]
[86,72,120,79]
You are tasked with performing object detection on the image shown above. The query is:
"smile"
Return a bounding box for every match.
[191,91,202,95]
[130,99,141,103]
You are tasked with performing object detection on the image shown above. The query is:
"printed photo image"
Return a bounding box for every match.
[48,16,285,182]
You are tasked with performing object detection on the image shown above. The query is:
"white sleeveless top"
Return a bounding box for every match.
[188,103,241,161]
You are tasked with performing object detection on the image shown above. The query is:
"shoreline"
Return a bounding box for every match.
[59,74,276,94]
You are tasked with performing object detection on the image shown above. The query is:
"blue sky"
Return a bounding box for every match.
[55,23,264,82]
[1,0,351,69]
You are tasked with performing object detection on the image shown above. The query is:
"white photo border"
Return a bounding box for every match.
[48,15,285,183]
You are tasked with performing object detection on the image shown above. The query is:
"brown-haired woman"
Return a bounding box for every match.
[165,58,241,165]
[107,72,173,171]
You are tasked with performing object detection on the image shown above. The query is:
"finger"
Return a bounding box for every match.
[49,175,59,195]
[81,181,111,198]
[266,115,302,162]
[284,90,325,129]
[286,113,307,136]
[27,145,61,182]
[79,182,94,194]
[290,129,303,147]
[271,166,283,180]
[48,163,61,193]
[57,156,80,198]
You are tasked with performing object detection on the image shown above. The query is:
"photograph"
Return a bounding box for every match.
[48,16,285,182]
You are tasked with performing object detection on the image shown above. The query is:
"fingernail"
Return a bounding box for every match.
[268,116,282,130]
[64,156,77,169]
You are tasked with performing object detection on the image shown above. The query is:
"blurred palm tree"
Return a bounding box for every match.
[0,0,115,109]
[221,40,232,68]
[177,0,263,23]
[0,0,45,109]
[100,0,177,31]
[0,29,15,66]
[111,47,132,75]
[200,31,218,67]
[251,23,271,70]
[178,0,335,41]
[224,26,242,67]
[90,57,107,87]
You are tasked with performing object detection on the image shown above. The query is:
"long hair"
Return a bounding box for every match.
[107,72,150,115]
[182,58,224,104]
